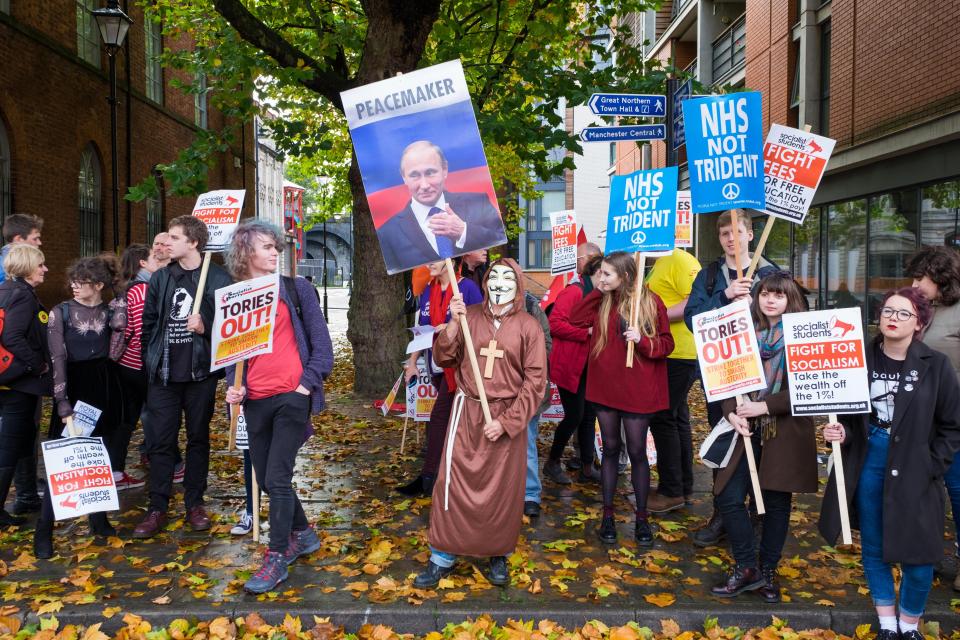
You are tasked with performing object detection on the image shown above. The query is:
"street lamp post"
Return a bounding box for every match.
[322,219,328,318]
[92,0,132,252]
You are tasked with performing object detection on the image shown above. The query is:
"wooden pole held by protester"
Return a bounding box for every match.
[444,258,493,424]
[730,210,744,280]
[65,415,80,437]
[734,394,766,514]
[190,251,213,316]
[252,466,261,542]
[228,362,244,451]
[625,253,646,367]
[828,412,853,544]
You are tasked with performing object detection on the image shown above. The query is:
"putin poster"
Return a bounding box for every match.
[340,60,508,275]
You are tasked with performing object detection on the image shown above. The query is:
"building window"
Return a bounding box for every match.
[819,20,831,135]
[194,73,208,129]
[793,207,822,309]
[867,189,919,318]
[0,0,10,14]
[825,199,866,311]
[78,145,102,256]
[0,121,10,225]
[145,14,163,104]
[922,180,960,247]
[76,0,100,68]
[145,196,163,241]
[521,189,565,270]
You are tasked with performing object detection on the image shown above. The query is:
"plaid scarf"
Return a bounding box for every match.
[752,321,785,441]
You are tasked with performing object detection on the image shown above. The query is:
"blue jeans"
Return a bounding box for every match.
[944,455,960,553]
[855,426,934,616]
[526,414,542,504]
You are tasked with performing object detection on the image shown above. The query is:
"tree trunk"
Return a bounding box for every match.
[346,158,408,395]
[344,0,442,396]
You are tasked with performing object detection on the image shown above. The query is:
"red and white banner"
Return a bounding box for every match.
[191,189,245,252]
[761,124,835,224]
[42,437,119,521]
[550,210,578,276]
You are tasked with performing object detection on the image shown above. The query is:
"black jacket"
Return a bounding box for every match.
[0,278,52,396]
[819,338,960,564]
[141,260,233,384]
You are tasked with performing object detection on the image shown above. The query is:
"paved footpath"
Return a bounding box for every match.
[1,344,957,634]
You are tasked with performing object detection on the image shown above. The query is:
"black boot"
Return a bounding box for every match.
[757,566,781,603]
[413,560,454,589]
[693,509,726,548]
[12,451,40,514]
[0,466,27,527]
[33,493,55,559]
[597,515,617,544]
[396,475,425,496]
[486,556,509,586]
[88,512,116,537]
[710,566,764,597]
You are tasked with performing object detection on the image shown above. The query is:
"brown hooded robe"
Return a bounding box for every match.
[428,258,547,557]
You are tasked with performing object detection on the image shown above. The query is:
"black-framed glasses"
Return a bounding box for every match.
[879,307,917,321]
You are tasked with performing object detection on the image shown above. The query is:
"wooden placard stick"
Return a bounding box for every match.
[227,362,244,451]
[190,251,213,316]
[828,411,853,544]
[443,258,493,424]
[65,415,80,438]
[730,210,744,280]
[625,253,646,367]
[734,394,765,514]
[251,466,261,542]
[400,415,410,455]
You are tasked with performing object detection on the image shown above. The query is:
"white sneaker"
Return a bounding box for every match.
[231,512,253,536]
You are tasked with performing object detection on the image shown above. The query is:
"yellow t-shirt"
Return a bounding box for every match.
[646,248,702,360]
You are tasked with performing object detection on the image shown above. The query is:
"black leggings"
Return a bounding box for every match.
[594,403,652,518]
[549,372,596,464]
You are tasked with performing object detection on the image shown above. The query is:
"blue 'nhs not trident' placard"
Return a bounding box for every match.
[605,167,678,255]
[682,92,765,214]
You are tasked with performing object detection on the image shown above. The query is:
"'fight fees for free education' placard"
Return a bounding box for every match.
[761,124,835,224]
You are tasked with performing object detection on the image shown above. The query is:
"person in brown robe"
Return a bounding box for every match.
[413,258,547,588]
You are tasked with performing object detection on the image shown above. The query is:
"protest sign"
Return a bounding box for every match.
[683,92,764,213]
[406,325,435,355]
[692,299,767,403]
[191,189,245,252]
[675,190,693,248]
[408,357,438,422]
[341,60,507,275]
[235,408,249,450]
[762,124,836,224]
[382,373,404,417]
[550,210,578,275]
[61,400,100,438]
[540,383,565,423]
[42,437,119,521]
[210,274,280,372]
[782,308,869,415]
[605,167,678,255]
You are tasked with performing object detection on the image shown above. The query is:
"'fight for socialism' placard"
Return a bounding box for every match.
[692,299,767,403]
[42,437,119,521]
[210,273,280,371]
[782,308,869,415]
[191,189,245,252]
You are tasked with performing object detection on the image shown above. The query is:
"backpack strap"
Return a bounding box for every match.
[704,261,721,297]
[282,276,304,324]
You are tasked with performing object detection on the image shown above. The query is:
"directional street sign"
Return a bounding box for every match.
[580,125,666,143]
[588,93,666,118]
[672,80,692,150]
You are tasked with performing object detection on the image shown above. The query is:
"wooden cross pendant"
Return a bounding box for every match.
[479,339,505,379]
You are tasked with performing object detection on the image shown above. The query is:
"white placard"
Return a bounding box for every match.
[761,124,835,224]
[692,299,767,403]
[42,437,119,521]
[191,189,245,252]
[210,274,280,372]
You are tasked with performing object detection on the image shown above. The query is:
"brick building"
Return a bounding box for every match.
[0,1,254,305]
[616,0,960,320]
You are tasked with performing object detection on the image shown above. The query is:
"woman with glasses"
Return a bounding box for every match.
[34,254,123,558]
[820,288,960,640]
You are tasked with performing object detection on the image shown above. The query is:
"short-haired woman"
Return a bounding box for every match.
[34,254,124,558]
[820,287,960,639]
[224,220,334,594]
[906,245,960,589]
[0,245,50,527]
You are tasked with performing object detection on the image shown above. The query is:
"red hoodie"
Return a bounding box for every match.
[568,288,674,414]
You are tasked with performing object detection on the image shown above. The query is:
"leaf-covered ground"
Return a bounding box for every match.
[0,341,957,635]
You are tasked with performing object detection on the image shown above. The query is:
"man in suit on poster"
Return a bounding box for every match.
[377,140,506,274]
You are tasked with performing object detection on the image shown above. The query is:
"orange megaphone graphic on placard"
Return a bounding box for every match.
[830,315,855,338]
